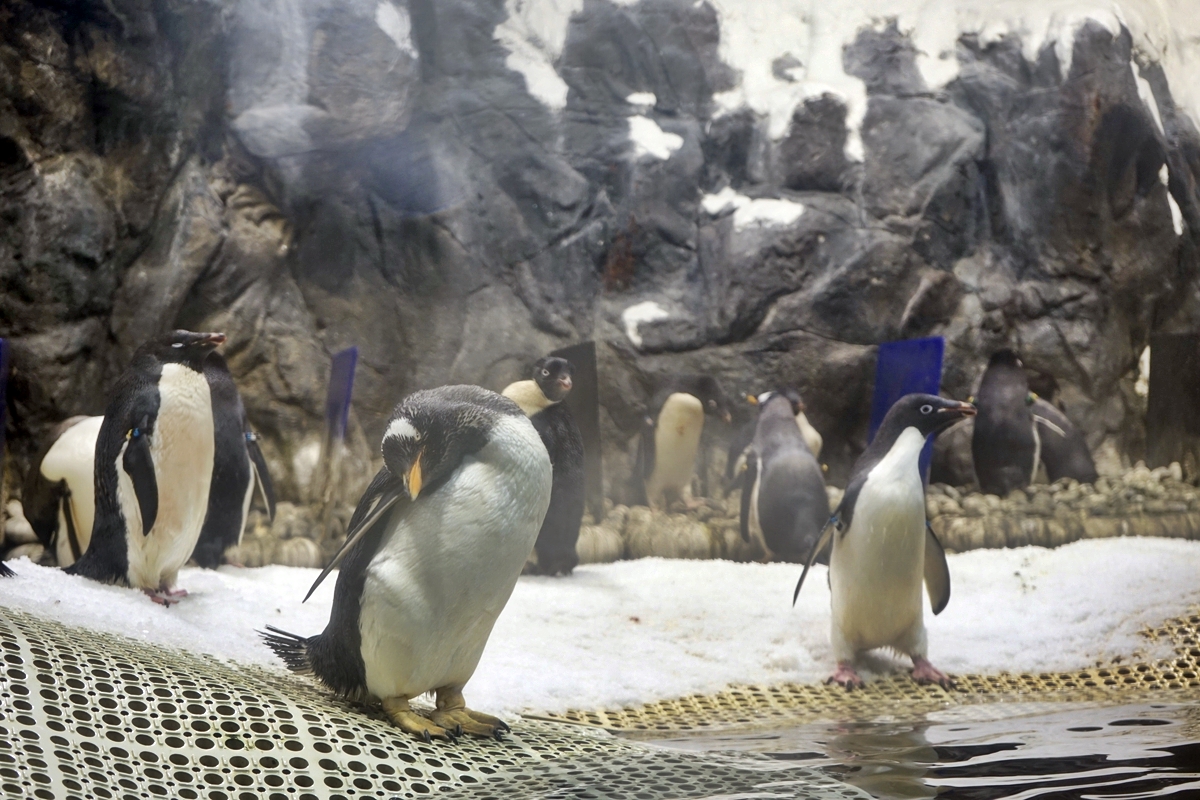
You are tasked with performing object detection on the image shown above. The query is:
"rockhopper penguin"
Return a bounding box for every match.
[65,331,225,605]
[503,356,585,576]
[739,391,829,562]
[634,375,731,509]
[263,385,551,742]
[22,415,103,567]
[794,393,975,689]
[191,351,276,569]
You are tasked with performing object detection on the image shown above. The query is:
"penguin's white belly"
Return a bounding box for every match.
[501,380,551,417]
[41,416,103,565]
[646,393,704,504]
[831,428,927,654]
[747,472,772,558]
[358,414,551,700]
[122,364,215,589]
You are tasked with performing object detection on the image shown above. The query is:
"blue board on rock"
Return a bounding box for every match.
[325,347,358,443]
[868,336,945,482]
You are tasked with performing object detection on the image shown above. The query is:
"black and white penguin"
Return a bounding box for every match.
[972,350,1037,496]
[22,415,103,566]
[190,352,277,569]
[794,393,975,689]
[1031,398,1099,484]
[633,375,731,509]
[65,330,225,604]
[739,391,830,562]
[502,356,585,577]
[263,385,551,742]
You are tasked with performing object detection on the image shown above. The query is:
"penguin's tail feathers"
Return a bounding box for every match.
[0,561,15,578]
[260,625,314,675]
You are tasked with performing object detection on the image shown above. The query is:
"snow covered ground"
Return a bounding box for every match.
[1,537,1198,716]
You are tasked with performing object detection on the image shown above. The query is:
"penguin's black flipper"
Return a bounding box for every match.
[304,469,404,602]
[0,561,14,578]
[630,415,655,506]
[122,427,158,536]
[247,434,277,521]
[738,452,758,543]
[793,515,837,606]
[924,521,951,615]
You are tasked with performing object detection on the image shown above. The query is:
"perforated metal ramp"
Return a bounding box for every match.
[0,610,867,800]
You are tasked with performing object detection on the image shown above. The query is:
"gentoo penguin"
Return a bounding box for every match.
[22,415,104,566]
[65,331,225,605]
[263,385,551,742]
[633,375,731,509]
[739,391,829,562]
[794,393,975,689]
[191,352,276,569]
[972,350,1037,495]
[1031,398,1098,484]
[503,356,585,576]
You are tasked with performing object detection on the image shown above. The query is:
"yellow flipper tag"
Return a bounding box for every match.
[745,394,758,405]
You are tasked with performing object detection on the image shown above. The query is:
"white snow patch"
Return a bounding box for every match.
[2,538,1199,716]
[495,0,583,110]
[702,187,805,230]
[627,116,684,160]
[1168,194,1184,236]
[374,1,417,57]
[621,300,670,348]
[626,91,657,107]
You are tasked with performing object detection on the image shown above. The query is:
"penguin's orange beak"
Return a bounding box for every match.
[407,454,424,500]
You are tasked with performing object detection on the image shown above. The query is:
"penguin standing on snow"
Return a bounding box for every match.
[795,393,975,689]
[502,356,585,576]
[22,415,104,566]
[738,391,829,562]
[633,375,731,509]
[66,331,225,604]
[190,352,276,569]
[972,350,1038,495]
[263,385,551,742]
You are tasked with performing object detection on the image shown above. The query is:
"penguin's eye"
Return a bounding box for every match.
[542,369,550,377]
[920,404,934,415]
[171,342,183,348]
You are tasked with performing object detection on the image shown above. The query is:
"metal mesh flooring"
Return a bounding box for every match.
[547,609,1200,735]
[0,609,868,800]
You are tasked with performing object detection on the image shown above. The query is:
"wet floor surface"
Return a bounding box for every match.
[649,702,1200,799]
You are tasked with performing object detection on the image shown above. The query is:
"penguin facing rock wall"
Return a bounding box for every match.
[22,415,103,567]
[65,330,225,605]
[972,350,1037,496]
[633,375,731,510]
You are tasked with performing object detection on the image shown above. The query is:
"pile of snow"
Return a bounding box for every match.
[1,537,1198,716]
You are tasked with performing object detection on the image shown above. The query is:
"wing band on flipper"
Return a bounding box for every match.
[303,486,402,603]
[924,521,952,615]
[122,427,158,536]
[792,515,837,606]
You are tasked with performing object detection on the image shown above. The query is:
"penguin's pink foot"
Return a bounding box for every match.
[161,587,188,599]
[827,662,864,690]
[143,588,187,606]
[911,656,953,688]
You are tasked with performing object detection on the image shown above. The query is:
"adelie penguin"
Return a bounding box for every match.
[263,385,552,742]
[794,393,975,689]
[633,375,731,509]
[22,415,104,567]
[502,356,585,576]
[65,330,226,605]
[190,351,277,569]
[738,391,830,562]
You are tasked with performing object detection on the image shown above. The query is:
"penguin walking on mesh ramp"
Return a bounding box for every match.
[263,385,551,742]
[794,393,975,689]
[972,350,1037,495]
[738,391,829,562]
[503,356,585,576]
[65,331,225,605]
[22,415,104,567]
[190,352,276,569]
[634,375,731,509]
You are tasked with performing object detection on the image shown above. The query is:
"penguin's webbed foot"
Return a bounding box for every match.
[433,688,511,740]
[143,588,186,607]
[382,697,457,743]
[911,656,954,689]
[827,662,864,690]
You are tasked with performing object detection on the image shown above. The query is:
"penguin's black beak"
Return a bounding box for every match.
[937,401,977,421]
[190,332,226,350]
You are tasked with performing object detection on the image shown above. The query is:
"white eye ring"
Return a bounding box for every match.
[171,342,183,348]
[542,369,550,376]
[920,404,934,414]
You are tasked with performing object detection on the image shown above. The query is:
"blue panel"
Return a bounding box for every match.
[324,347,358,443]
[868,337,945,481]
